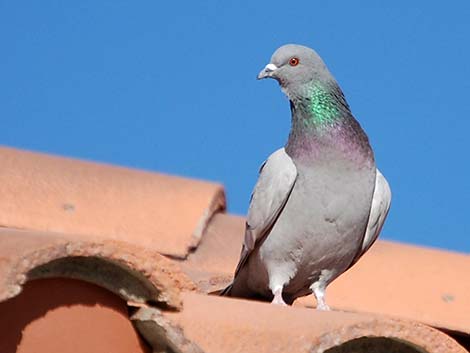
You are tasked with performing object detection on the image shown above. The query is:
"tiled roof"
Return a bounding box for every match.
[0,227,193,309]
[0,147,225,258]
[0,146,468,353]
[154,292,464,353]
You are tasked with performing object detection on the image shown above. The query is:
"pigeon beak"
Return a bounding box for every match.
[257,63,278,80]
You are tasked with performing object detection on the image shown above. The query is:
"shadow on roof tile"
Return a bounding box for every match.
[0,278,150,353]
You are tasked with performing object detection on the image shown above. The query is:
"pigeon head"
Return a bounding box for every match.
[257,44,332,94]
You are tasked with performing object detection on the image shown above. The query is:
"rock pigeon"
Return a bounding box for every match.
[222,44,391,309]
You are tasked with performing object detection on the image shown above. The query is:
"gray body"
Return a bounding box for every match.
[230,147,377,303]
[223,44,391,308]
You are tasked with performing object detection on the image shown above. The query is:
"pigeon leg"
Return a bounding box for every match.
[310,269,335,310]
[271,286,287,306]
[312,286,330,311]
[310,276,331,311]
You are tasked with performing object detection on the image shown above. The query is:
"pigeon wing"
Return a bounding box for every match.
[350,168,391,267]
[233,147,297,277]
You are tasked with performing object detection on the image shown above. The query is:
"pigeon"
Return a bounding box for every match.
[222,44,391,309]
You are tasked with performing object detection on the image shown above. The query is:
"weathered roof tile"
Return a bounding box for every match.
[0,146,225,258]
[142,292,467,353]
[0,227,194,308]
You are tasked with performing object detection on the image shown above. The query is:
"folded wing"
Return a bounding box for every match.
[350,168,391,266]
[233,148,298,276]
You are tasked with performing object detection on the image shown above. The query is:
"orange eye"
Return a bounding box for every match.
[289,57,300,66]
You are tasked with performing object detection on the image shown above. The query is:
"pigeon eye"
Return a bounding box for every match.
[289,57,300,67]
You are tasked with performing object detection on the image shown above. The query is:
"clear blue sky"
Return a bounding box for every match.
[1,1,469,252]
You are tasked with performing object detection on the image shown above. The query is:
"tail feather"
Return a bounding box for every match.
[219,283,233,296]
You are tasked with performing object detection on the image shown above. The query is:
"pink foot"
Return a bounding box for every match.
[271,287,287,306]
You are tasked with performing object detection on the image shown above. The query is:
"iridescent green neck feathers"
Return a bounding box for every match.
[289,81,350,132]
[286,79,373,166]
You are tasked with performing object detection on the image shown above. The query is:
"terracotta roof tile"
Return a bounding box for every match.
[0,146,225,258]
[134,292,467,353]
[0,227,194,308]
[132,305,204,353]
[179,213,243,291]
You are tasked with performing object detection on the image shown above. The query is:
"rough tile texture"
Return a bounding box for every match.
[0,227,194,308]
[0,278,150,353]
[179,213,243,292]
[156,292,467,353]
[0,146,225,258]
[132,306,204,353]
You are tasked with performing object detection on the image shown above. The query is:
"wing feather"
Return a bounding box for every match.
[350,168,391,266]
[233,148,297,276]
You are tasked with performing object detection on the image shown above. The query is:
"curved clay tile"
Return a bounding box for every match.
[152,292,467,353]
[0,147,225,258]
[0,227,194,309]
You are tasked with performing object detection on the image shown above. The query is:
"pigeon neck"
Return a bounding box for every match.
[285,81,374,165]
[288,81,350,133]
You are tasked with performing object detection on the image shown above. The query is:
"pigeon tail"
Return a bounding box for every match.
[219,283,233,296]
[219,282,233,297]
